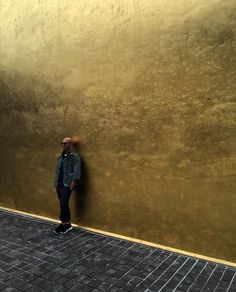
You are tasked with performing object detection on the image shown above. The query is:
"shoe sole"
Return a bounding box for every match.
[53,230,61,235]
[61,227,73,234]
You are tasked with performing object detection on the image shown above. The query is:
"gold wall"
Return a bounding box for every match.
[0,0,236,262]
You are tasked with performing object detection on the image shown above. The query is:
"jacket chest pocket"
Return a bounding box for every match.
[64,159,74,173]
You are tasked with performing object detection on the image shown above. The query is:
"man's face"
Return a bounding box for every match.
[61,138,71,152]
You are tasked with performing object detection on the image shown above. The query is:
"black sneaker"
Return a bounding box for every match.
[60,224,73,234]
[54,224,63,234]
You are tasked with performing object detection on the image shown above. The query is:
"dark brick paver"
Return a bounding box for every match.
[0,209,235,291]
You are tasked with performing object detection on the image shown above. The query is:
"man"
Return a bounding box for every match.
[54,137,81,234]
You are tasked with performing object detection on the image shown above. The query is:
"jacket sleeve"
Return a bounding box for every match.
[72,154,81,182]
[54,156,60,186]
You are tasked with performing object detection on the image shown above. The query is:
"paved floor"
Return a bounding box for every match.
[0,210,235,292]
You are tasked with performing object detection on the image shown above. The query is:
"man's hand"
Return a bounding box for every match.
[70,181,76,191]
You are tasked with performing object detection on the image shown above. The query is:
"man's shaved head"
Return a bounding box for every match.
[63,137,72,144]
[61,137,72,153]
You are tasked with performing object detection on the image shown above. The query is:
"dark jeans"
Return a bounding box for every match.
[56,186,72,222]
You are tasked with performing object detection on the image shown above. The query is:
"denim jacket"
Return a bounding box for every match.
[54,152,81,187]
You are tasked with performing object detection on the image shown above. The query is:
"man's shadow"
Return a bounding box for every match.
[74,144,89,220]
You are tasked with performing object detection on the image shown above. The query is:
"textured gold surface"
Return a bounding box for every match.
[0,0,236,261]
